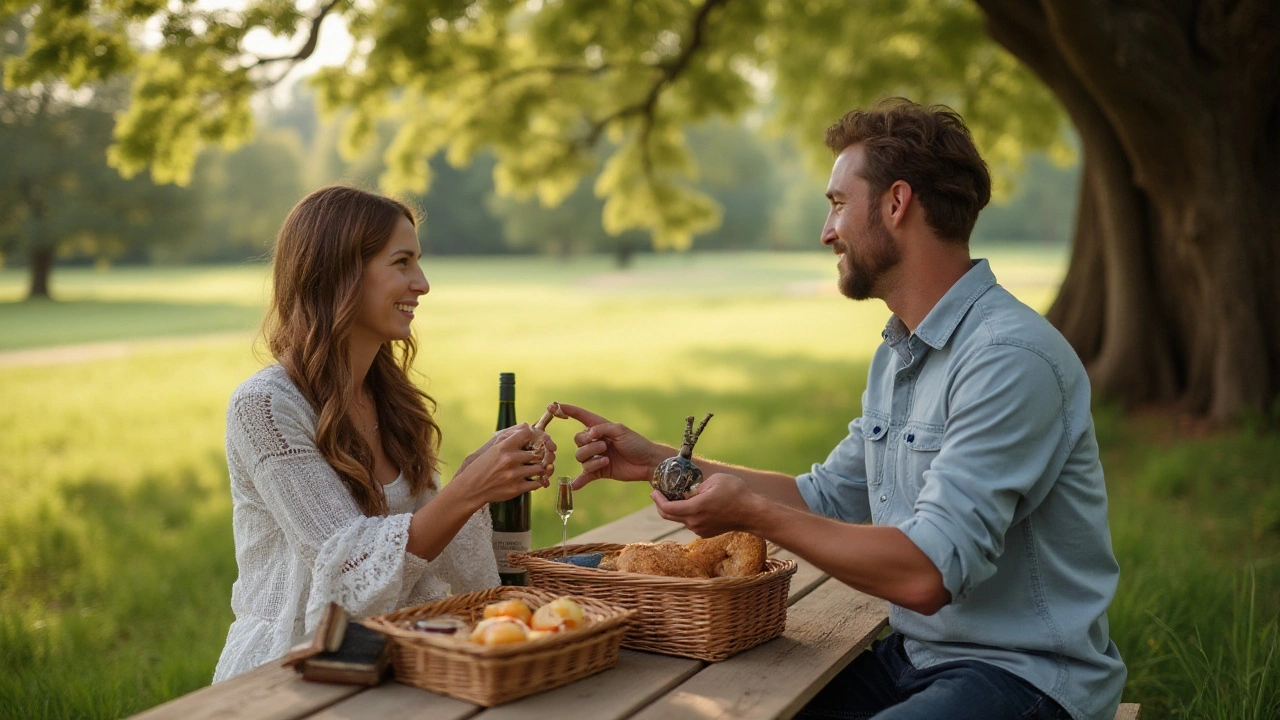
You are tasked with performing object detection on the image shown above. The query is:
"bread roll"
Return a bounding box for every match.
[531,597,587,631]
[613,542,711,578]
[482,598,533,625]
[470,617,529,645]
[684,532,767,577]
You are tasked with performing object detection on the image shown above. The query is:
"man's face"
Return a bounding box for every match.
[821,144,900,301]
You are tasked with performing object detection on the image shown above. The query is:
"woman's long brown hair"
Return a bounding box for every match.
[264,185,442,515]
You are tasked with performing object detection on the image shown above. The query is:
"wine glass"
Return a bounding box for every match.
[556,476,574,557]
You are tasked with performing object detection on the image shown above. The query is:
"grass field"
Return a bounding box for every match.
[1,247,1276,719]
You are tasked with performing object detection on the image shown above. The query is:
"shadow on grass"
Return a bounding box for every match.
[0,451,235,720]
[0,300,261,352]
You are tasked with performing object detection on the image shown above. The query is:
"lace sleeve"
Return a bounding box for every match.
[227,384,431,628]
[404,479,499,604]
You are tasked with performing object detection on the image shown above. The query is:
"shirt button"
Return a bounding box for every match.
[879,494,888,502]
[873,426,882,434]
[906,434,915,443]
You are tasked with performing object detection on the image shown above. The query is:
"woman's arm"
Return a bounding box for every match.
[407,424,555,560]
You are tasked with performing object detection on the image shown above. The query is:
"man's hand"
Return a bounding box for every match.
[557,403,665,490]
[651,472,765,537]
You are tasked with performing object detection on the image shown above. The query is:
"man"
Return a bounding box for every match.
[560,98,1125,720]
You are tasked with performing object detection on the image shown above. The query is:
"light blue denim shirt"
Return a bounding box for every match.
[796,259,1125,720]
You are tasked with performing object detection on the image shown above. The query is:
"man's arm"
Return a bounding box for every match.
[557,402,808,510]
[558,400,949,608]
[653,475,949,615]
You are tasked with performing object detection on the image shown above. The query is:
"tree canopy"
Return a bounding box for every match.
[2,0,1063,251]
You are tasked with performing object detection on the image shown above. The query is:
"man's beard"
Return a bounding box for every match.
[837,209,900,300]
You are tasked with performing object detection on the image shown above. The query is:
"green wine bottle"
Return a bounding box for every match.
[490,372,530,585]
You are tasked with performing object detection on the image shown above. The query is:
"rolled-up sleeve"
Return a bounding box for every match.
[796,415,872,524]
[899,343,1069,601]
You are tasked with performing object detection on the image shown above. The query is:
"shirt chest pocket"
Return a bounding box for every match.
[861,411,890,487]
[899,422,944,504]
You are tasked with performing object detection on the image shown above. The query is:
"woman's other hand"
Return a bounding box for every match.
[556,403,665,490]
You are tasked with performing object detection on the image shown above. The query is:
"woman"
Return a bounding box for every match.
[213,186,553,681]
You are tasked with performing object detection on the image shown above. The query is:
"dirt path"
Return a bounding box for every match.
[0,331,254,369]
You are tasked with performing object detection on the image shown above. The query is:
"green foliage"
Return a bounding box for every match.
[0,20,197,290]
[973,144,1081,244]
[180,129,306,263]
[1148,568,1280,719]
[2,0,1067,251]
[488,119,780,259]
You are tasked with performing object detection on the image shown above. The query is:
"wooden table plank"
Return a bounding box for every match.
[1114,703,1141,720]
[129,662,363,720]
[471,649,702,720]
[305,681,479,720]
[627,580,889,720]
[770,548,828,603]
[564,503,684,545]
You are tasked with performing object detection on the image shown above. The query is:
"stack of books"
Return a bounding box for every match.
[281,602,390,685]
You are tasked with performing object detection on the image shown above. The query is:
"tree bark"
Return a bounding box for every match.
[975,0,1280,423]
[615,239,637,269]
[28,247,53,300]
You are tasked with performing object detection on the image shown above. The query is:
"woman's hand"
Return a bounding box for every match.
[451,424,555,508]
[456,424,521,476]
[556,403,665,490]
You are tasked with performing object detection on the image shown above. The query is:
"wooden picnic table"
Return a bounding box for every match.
[131,504,1141,720]
[132,504,889,720]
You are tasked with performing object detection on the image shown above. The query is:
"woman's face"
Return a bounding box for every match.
[351,216,429,349]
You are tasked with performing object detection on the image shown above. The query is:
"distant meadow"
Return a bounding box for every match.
[1,247,1276,718]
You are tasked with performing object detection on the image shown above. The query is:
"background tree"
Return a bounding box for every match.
[973,150,1079,245]
[489,119,780,265]
[0,21,195,297]
[179,129,306,263]
[4,0,1275,421]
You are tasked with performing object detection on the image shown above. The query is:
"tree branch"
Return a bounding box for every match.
[579,0,730,173]
[489,62,620,86]
[250,0,345,69]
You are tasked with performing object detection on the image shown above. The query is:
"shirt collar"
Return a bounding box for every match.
[885,258,997,351]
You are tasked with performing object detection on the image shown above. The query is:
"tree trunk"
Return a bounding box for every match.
[975,0,1280,423]
[27,247,53,300]
[615,239,636,269]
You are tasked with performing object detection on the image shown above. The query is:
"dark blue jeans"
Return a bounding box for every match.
[796,634,1071,720]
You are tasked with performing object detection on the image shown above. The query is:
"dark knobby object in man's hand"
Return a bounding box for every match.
[651,413,713,501]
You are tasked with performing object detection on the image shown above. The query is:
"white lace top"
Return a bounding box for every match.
[212,364,499,682]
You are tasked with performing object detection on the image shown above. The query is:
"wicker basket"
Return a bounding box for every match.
[364,586,634,706]
[511,543,797,662]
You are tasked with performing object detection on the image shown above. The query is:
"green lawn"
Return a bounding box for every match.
[1,248,1276,718]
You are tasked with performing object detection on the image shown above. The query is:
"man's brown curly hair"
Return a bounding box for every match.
[825,98,991,242]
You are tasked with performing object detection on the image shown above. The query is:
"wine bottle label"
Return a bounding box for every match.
[492,530,532,574]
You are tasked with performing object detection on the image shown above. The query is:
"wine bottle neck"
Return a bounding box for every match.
[496,401,517,431]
